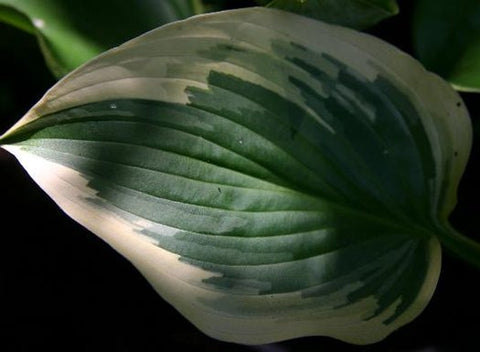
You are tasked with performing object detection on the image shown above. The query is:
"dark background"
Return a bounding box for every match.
[1,1,479,351]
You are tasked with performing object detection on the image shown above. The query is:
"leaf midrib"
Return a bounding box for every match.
[9,138,435,243]
[4,124,437,243]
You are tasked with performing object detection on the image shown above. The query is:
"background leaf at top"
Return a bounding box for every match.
[256,0,399,29]
[413,0,480,92]
[0,0,203,78]
[1,7,475,345]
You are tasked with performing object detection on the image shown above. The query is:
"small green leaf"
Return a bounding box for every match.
[257,0,399,29]
[0,0,203,78]
[413,0,480,92]
[0,7,475,345]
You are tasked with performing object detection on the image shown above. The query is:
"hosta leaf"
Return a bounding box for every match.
[0,7,473,345]
[257,0,399,29]
[413,0,480,92]
[0,0,203,78]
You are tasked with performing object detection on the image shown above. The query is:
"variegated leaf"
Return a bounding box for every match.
[0,7,473,345]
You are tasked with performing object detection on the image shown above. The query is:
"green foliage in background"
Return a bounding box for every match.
[0,0,203,77]
[413,0,480,92]
[257,0,399,29]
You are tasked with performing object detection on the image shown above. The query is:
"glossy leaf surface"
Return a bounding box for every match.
[257,0,399,29]
[0,0,203,77]
[413,0,480,92]
[0,8,472,345]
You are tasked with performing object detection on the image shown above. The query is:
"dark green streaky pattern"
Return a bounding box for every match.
[4,35,442,327]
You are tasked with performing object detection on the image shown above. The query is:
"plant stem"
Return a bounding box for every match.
[437,227,480,269]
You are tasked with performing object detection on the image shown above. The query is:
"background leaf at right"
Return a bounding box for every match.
[0,0,203,78]
[257,0,399,29]
[413,0,480,92]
